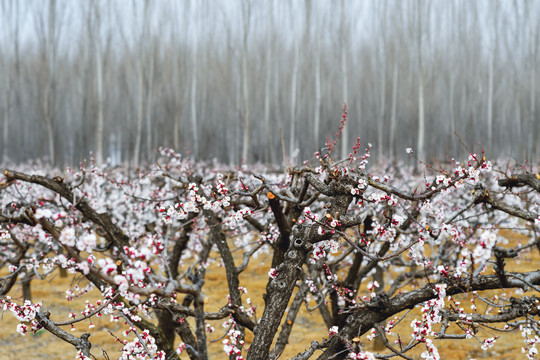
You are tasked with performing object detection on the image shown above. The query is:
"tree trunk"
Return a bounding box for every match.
[94,0,104,165]
[377,0,387,161]
[22,276,32,301]
[389,58,398,161]
[487,38,494,154]
[289,36,299,164]
[314,28,321,148]
[241,1,250,163]
[263,0,273,164]
[45,0,57,165]
[515,82,522,158]
[1,0,12,164]
[449,72,456,156]
[340,0,349,160]
[145,45,155,163]
[528,1,537,161]
[416,0,425,163]
[190,2,199,159]
[377,60,386,161]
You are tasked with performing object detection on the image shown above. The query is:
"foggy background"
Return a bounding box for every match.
[0,0,538,166]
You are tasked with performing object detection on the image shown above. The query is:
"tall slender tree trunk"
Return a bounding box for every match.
[273,66,280,165]
[487,47,495,152]
[263,0,273,164]
[94,1,104,165]
[448,4,457,157]
[80,2,92,162]
[377,0,387,161]
[1,70,9,163]
[528,1,537,160]
[487,40,495,154]
[515,81,522,158]
[488,3,499,156]
[289,36,299,164]
[45,0,57,165]
[314,29,321,147]
[172,1,188,152]
[133,60,144,164]
[377,61,386,161]
[263,54,272,163]
[389,58,398,161]
[340,0,349,160]
[2,0,13,163]
[134,0,149,165]
[449,72,456,156]
[145,46,155,163]
[190,2,199,159]
[173,92,180,151]
[13,0,22,161]
[241,4,250,163]
[272,2,282,165]
[417,0,425,163]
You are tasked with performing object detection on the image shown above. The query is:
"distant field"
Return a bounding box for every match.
[0,230,536,359]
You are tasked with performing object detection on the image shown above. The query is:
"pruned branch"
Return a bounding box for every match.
[36,311,93,357]
[498,173,540,192]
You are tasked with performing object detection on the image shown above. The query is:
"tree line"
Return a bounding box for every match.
[0,0,538,166]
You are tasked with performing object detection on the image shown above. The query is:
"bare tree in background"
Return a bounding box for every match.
[93,0,105,165]
[288,0,301,164]
[313,1,322,148]
[144,34,156,164]
[447,1,457,156]
[38,0,58,165]
[133,0,151,165]
[388,1,401,161]
[416,0,425,163]
[190,0,199,160]
[527,0,538,161]
[262,1,274,164]
[171,1,190,153]
[241,0,251,163]
[339,0,349,160]
[1,0,14,163]
[376,0,388,161]
[486,2,499,154]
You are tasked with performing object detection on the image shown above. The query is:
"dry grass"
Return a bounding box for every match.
[0,230,537,359]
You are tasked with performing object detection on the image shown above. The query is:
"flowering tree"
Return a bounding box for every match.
[0,144,539,360]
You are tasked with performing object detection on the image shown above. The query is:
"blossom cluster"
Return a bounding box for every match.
[348,351,376,360]
[410,284,447,360]
[118,330,164,360]
[0,298,42,336]
[521,324,540,359]
[222,319,245,359]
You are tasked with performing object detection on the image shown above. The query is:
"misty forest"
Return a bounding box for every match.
[0,0,539,167]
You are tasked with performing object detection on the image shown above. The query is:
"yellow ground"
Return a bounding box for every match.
[0,230,537,359]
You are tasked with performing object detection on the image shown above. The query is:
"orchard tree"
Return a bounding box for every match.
[1,129,540,359]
